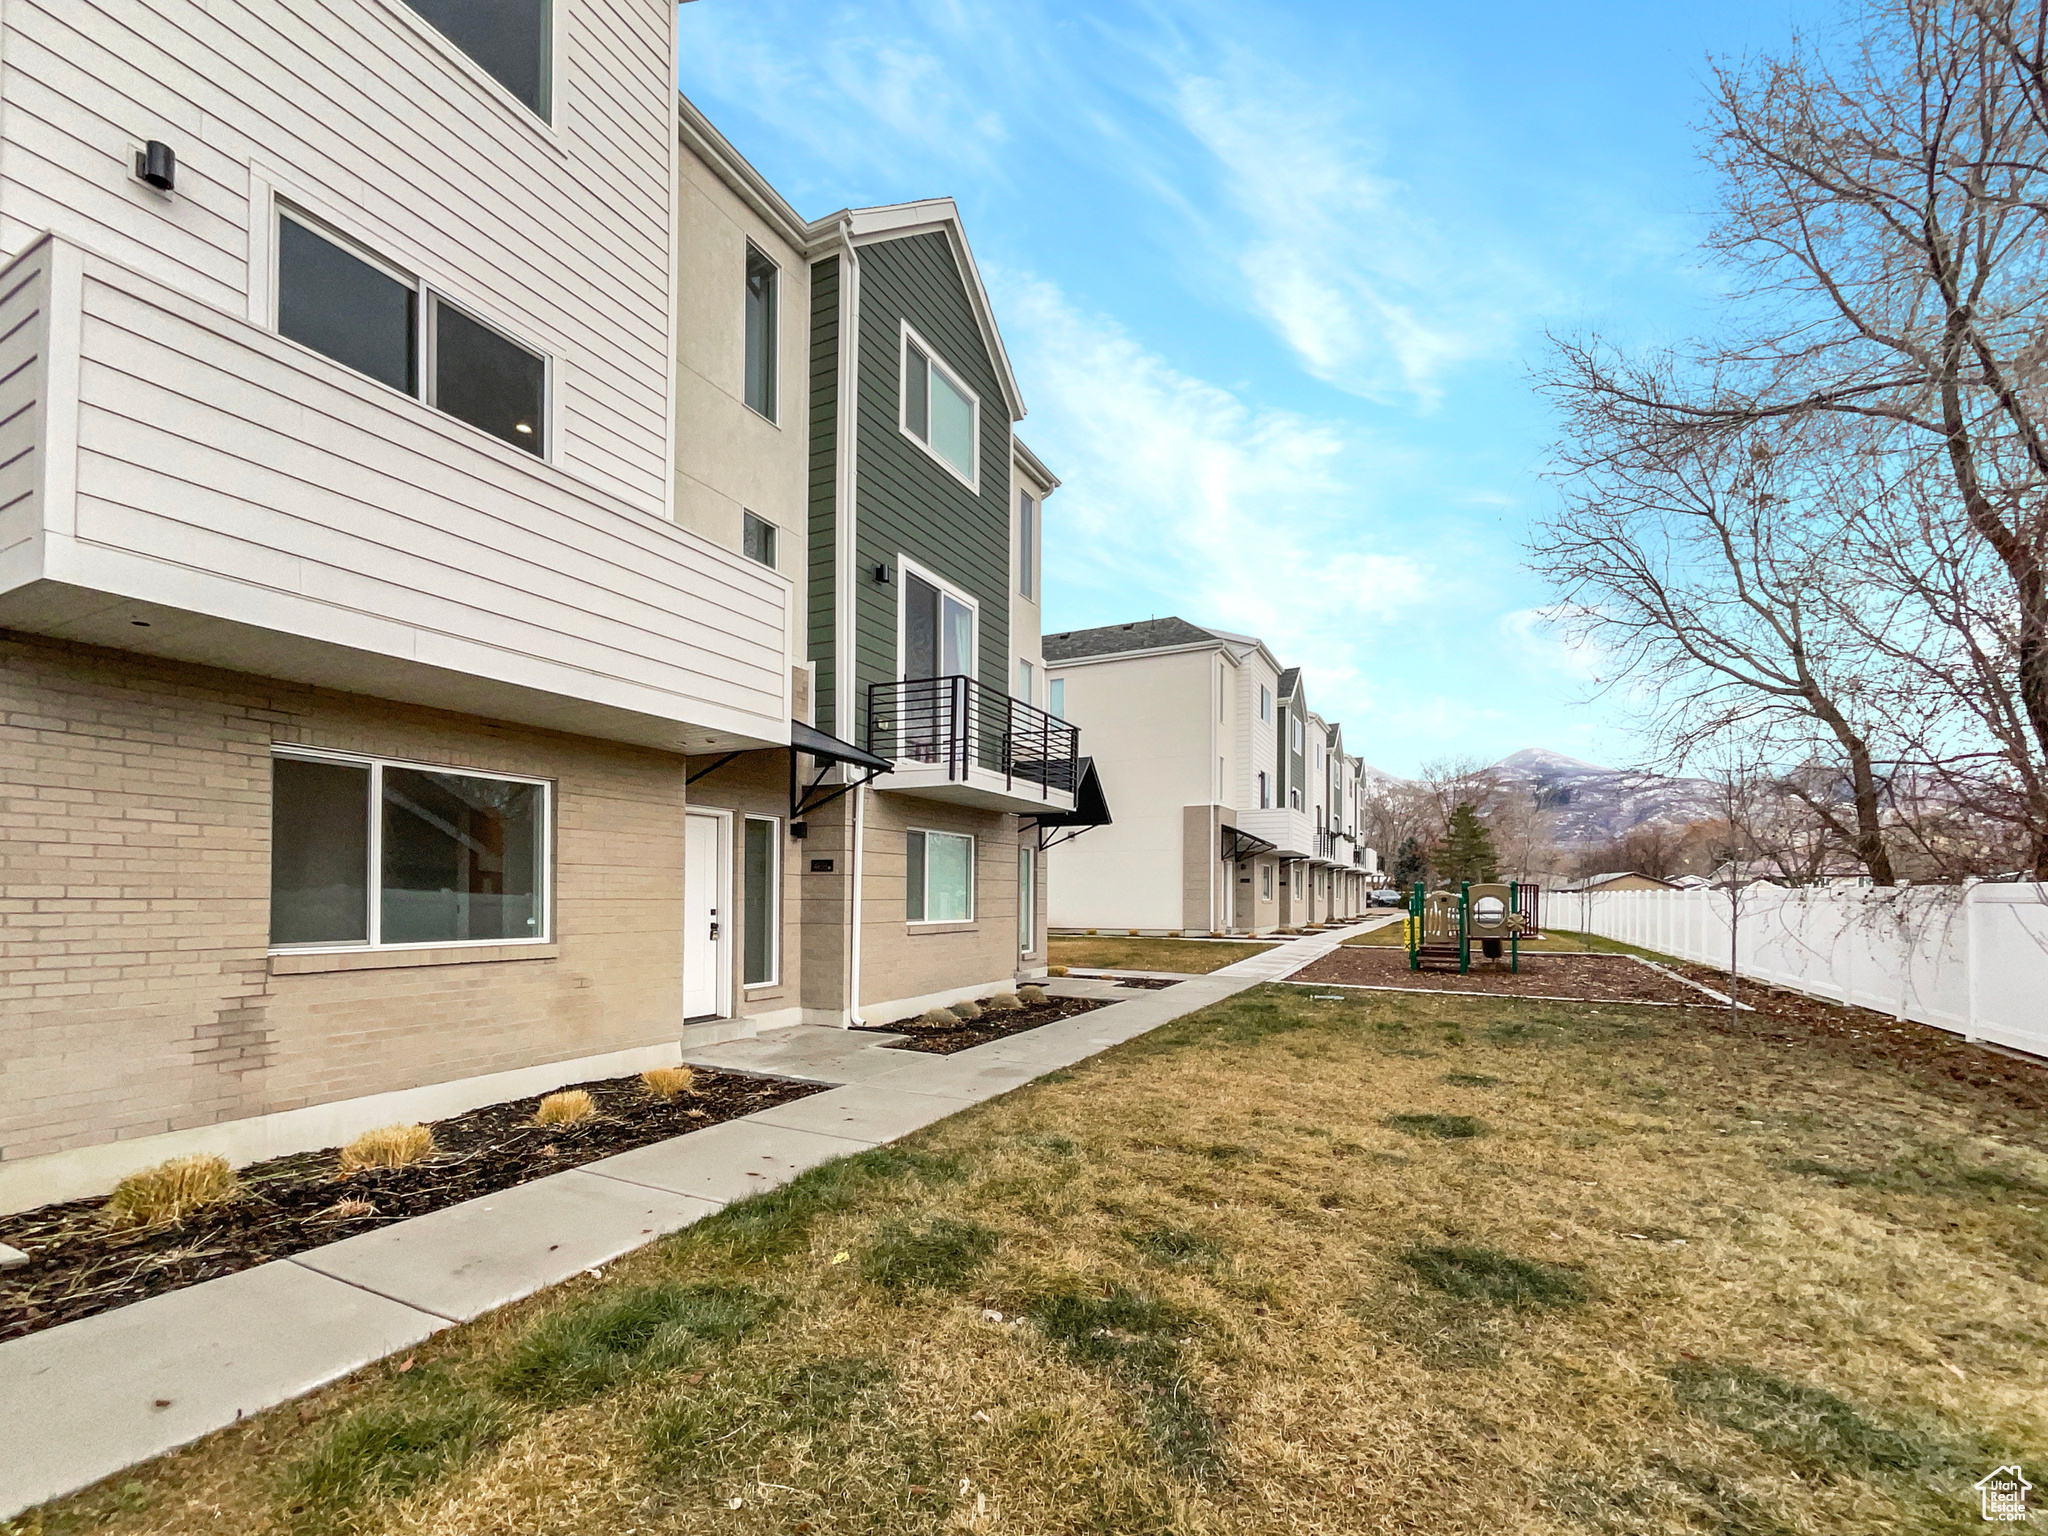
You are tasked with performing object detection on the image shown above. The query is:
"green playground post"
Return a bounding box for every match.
[1458,880,1471,974]
[1509,880,1520,974]
[1408,881,1423,971]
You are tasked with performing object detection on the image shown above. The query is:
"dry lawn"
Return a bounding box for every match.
[16,987,2048,1536]
[1048,935,1275,973]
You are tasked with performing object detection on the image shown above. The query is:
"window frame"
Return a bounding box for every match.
[1259,685,1272,722]
[896,554,980,684]
[898,320,981,493]
[743,242,779,423]
[1018,844,1037,955]
[1257,770,1270,809]
[1048,678,1065,719]
[1017,490,1035,598]
[742,510,778,570]
[273,202,553,462]
[1016,657,1034,704]
[383,0,562,130]
[906,827,976,925]
[742,813,781,988]
[269,745,553,954]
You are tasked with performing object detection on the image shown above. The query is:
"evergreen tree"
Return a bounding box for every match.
[1434,803,1499,886]
[1391,837,1426,888]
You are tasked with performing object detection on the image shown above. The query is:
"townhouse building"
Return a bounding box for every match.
[1042,619,1373,935]
[0,1,1092,1212]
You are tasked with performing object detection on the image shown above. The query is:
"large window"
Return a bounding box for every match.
[906,829,973,923]
[743,816,779,986]
[901,326,978,487]
[1048,678,1065,719]
[901,565,976,681]
[271,751,549,949]
[277,210,546,456]
[403,0,552,118]
[744,247,778,420]
[1017,492,1035,598]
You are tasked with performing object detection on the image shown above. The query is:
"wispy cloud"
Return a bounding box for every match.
[1165,54,1536,407]
[993,270,1431,712]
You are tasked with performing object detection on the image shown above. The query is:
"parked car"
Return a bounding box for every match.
[1371,888,1404,906]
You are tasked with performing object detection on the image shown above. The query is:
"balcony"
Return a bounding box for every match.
[866,675,1078,813]
[0,236,789,752]
[1237,806,1313,859]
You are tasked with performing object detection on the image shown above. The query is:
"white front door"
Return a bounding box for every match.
[683,812,724,1020]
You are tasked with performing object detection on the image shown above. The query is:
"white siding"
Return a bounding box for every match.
[0,247,47,564]
[0,0,673,512]
[1,238,787,747]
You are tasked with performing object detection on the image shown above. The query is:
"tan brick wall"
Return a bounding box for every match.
[1,633,689,1165]
[857,793,1022,1019]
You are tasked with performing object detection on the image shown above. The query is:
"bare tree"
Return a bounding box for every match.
[1533,401,1902,881]
[1549,0,2048,875]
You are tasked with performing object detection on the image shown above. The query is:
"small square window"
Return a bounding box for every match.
[744,247,778,420]
[907,829,973,923]
[403,0,552,117]
[432,297,545,455]
[742,511,777,569]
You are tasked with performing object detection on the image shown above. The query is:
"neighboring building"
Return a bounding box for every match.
[0,3,1091,1211]
[1554,871,1682,893]
[1042,619,1369,934]
[798,200,1097,1021]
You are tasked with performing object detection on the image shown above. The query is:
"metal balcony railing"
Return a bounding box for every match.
[866,675,1080,800]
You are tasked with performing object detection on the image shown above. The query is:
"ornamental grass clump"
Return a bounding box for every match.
[103,1154,239,1229]
[917,1008,957,1027]
[1018,984,1049,1004]
[641,1066,695,1100]
[339,1124,435,1173]
[985,991,1022,1011]
[535,1090,596,1127]
[949,999,983,1021]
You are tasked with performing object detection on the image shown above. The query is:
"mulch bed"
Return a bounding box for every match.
[0,1067,825,1343]
[858,995,1111,1055]
[1289,945,1712,1005]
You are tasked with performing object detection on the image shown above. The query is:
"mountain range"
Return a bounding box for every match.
[1364,748,1724,848]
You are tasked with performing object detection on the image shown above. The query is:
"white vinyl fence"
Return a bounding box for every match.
[1564,882,2048,1060]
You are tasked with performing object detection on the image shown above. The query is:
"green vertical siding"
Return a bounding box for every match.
[849,232,1012,731]
[807,255,840,735]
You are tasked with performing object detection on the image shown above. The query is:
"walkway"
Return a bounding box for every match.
[0,920,1382,1520]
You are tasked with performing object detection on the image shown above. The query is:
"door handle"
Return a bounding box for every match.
[709,922,720,940]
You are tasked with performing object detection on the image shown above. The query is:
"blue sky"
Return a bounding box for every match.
[678,0,1816,776]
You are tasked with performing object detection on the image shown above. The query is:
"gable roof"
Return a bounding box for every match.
[810,199,1026,422]
[1276,667,1301,697]
[1043,617,1224,663]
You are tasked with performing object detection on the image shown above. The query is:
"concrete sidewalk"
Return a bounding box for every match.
[0,922,1378,1520]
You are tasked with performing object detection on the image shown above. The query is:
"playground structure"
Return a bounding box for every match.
[1407,881,1533,973]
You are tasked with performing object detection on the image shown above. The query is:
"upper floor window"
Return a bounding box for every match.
[277,209,545,456]
[744,246,778,421]
[1290,786,1302,811]
[404,0,551,118]
[742,511,777,569]
[1257,771,1271,809]
[901,324,978,489]
[1048,678,1065,719]
[1259,685,1272,722]
[1218,663,1227,720]
[1290,716,1304,751]
[1016,657,1034,703]
[1018,492,1036,598]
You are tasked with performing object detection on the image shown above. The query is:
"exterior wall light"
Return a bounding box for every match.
[873,562,892,584]
[137,141,176,192]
